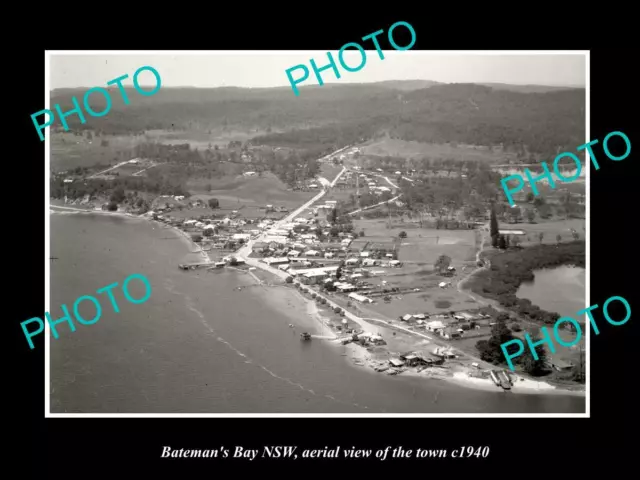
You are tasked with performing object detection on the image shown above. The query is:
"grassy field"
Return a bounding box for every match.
[319,163,343,182]
[398,232,476,263]
[495,218,586,246]
[352,218,414,239]
[110,163,145,176]
[189,174,315,211]
[50,132,141,171]
[338,218,482,319]
[50,127,272,172]
[326,188,357,202]
[353,219,477,263]
[143,127,273,149]
[369,289,481,319]
[358,137,518,163]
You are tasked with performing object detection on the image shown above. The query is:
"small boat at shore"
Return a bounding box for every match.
[491,369,511,390]
[300,332,312,341]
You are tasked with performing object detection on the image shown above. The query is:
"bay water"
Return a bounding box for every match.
[49,213,585,413]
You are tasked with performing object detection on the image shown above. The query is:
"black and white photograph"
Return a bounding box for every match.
[45,51,588,415]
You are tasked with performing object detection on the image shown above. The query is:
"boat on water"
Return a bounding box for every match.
[300,332,312,341]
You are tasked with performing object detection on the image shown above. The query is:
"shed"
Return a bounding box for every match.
[547,357,574,371]
[389,358,405,367]
[348,292,373,303]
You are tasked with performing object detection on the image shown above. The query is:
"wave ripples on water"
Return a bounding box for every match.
[50,212,585,413]
[176,287,370,411]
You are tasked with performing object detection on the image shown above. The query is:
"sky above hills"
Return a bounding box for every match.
[50,52,586,90]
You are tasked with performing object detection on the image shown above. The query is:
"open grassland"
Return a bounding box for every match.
[143,127,274,149]
[189,174,315,211]
[359,137,518,163]
[319,163,343,182]
[370,290,481,319]
[50,126,273,172]
[398,228,476,263]
[353,218,416,239]
[110,163,145,176]
[495,219,586,246]
[322,187,357,205]
[50,132,142,171]
[353,219,477,263]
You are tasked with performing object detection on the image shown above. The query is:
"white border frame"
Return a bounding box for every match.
[45,50,590,418]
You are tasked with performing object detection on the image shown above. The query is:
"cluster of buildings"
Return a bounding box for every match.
[143,208,266,253]
[396,311,493,340]
[341,170,393,196]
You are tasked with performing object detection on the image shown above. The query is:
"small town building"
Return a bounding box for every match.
[263,257,290,266]
[546,357,574,372]
[389,358,405,368]
[348,292,372,304]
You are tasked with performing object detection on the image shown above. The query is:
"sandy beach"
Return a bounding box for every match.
[49,204,584,397]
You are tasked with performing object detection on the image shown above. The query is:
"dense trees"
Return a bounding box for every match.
[50,174,190,202]
[525,209,536,223]
[110,186,125,203]
[476,320,550,375]
[490,205,499,246]
[52,83,584,159]
[399,167,501,226]
[521,328,549,376]
[468,241,584,325]
[434,254,452,274]
[253,85,584,157]
[208,198,219,209]
[476,318,518,364]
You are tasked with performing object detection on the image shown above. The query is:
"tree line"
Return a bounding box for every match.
[467,241,585,325]
[51,83,584,160]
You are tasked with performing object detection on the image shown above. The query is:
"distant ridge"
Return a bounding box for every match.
[368,80,443,91]
[51,80,583,96]
[477,82,584,93]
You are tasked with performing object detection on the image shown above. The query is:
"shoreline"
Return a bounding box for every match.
[50,203,585,399]
[50,203,212,263]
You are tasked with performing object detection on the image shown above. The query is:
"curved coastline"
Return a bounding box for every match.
[49,204,584,399]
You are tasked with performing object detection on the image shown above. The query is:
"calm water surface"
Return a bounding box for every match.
[49,213,585,413]
[516,266,586,318]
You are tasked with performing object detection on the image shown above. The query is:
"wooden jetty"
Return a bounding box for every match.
[178,262,213,270]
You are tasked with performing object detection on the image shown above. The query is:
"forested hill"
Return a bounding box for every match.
[50,81,584,157]
[387,84,585,153]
